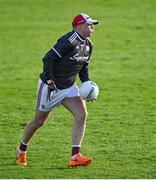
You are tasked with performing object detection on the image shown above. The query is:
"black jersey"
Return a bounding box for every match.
[40,30,93,89]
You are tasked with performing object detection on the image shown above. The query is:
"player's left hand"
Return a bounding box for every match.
[86,98,97,102]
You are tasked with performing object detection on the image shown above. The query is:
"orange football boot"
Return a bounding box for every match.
[16,147,27,166]
[68,153,93,167]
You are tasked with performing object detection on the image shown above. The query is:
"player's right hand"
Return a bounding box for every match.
[47,80,58,102]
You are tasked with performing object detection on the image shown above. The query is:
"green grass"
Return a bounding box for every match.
[0,0,156,178]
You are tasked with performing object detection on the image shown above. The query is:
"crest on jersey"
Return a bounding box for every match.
[86,46,90,51]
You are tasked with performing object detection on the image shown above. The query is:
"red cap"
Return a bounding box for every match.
[72,13,98,27]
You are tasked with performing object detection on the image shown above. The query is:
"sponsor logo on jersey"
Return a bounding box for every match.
[70,54,89,62]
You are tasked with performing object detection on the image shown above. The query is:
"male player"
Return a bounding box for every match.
[16,13,98,167]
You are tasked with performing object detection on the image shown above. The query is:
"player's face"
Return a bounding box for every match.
[75,23,95,39]
[82,23,94,38]
[77,23,94,38]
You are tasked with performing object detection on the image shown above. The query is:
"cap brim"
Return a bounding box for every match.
[86,19,98,25]
[92,21,99,25]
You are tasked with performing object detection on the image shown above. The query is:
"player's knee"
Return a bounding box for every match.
[34,119,46,127]
[75,110,88,123]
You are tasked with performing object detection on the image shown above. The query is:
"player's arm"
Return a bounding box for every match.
[79,63,90,82]
[42,49,58,83]
[79,39,93,82]
[42,38,72,84]
[43,38,73,100]
[42,50,59,101]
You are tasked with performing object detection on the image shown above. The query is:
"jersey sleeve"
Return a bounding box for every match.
[52,38,72,58]
[87,38,93,60]
[42,37,72,82]
[79,63,90,82]
[79,39,93,82]
[42,48,59,81]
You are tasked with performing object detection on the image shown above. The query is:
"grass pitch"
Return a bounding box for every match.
[0,0,156,178]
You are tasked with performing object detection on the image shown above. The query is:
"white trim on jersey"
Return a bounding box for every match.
[68,31,85,43]
[75,32,85,42]
[69,32,76,40]
[68,32,77,43]
[52,47,62,58]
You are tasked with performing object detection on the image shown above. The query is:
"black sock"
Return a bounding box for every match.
[19,142,28,152]
[72,146,80,156]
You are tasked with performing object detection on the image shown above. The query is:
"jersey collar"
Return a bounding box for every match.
[73,30,86,42]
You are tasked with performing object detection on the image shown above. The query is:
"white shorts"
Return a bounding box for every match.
[36,79,80,112]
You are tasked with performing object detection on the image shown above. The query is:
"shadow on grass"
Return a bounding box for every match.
[44,167,69,170]
[8,160,87,170]
[43,165,91,170]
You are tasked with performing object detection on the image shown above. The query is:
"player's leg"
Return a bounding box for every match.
[22,110,50,145]
[62,96,93,166]
[16,110,50,165]
[16,79,52,165]
[63,96,87,146]
[18,79,52,150]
